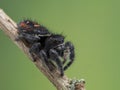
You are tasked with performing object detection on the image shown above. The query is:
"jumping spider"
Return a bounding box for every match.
[17,20,75,76]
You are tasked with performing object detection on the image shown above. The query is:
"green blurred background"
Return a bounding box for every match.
[0,0,120,90]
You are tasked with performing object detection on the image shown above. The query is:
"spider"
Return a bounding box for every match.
[17,20,75,76]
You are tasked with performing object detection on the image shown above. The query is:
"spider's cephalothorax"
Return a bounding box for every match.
[17,19,75,76]
[17,20,51,47]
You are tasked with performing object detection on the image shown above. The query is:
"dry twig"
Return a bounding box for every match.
[0,9,86,90]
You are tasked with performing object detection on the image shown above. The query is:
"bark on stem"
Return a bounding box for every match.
[0,9,86,90]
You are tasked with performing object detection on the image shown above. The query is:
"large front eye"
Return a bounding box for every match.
[61,39,64,43]
[54,39,62,44]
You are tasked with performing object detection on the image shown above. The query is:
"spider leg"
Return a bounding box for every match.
[29,42,41,61]
[49,49,64,76]
[63,41,75,71]
[62,47,68,65]
[39,50,54,71]
[62,58,67,65]
[39,50,49,65]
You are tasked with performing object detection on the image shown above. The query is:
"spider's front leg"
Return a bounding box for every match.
[63,41,75,71]
[39,50,50,65]
[38,50,56,72]
[49,49,64,76]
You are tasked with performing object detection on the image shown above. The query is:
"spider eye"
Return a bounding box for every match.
[26,21,30,24]
[54,39,62,44]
